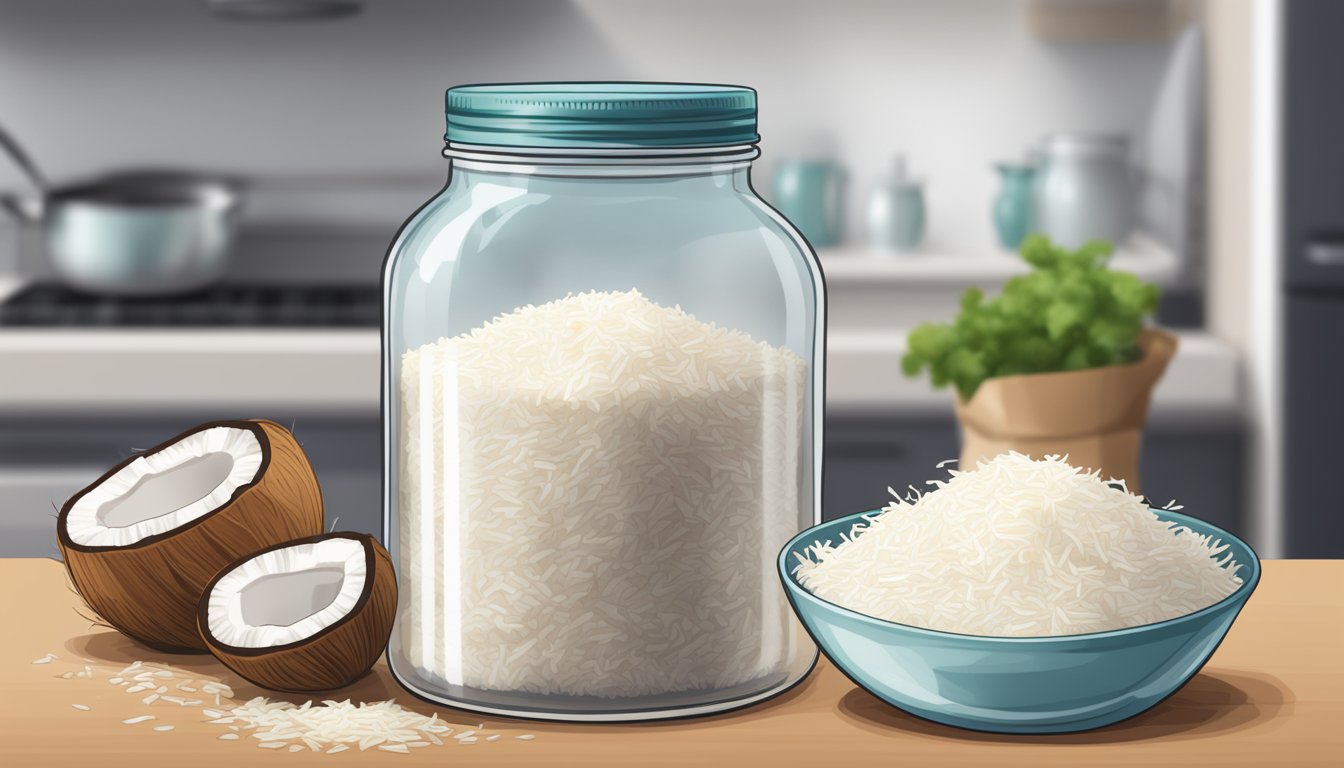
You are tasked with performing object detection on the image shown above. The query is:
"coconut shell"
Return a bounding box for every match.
[57,419,324,652]
[199,532,397,693]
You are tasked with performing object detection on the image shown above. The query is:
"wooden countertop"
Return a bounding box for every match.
[2,558,1339,766]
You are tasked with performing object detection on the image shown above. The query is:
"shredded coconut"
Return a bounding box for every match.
[794,453,1243,637]
[42,655,536,751]
[221,697,506,752]
[399,289,808,697]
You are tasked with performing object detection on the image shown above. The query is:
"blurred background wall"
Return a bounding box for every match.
[0,0,1316,557]
[0,0,1171,253]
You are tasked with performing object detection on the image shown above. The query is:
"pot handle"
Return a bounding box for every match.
[0,123,48,223]
[0,193,41,223]
[0,119,48,196]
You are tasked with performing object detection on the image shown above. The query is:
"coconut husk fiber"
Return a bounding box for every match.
[953,328,1178,493]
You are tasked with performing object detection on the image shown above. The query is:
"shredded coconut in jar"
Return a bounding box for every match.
[399,289,808,697]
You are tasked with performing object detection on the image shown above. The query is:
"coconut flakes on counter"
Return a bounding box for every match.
[205,696,537,752]
[41,653,538,751]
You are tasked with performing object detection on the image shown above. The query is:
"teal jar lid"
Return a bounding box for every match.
[445,82,758,149]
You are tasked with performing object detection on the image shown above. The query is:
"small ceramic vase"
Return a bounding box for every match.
[772,158,845,247]
[993,162,1036,250]
[868,155,924,253]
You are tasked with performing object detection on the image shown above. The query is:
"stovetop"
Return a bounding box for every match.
[0,284,381,328]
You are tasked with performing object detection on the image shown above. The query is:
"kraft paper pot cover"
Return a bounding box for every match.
[953,328,1177,492]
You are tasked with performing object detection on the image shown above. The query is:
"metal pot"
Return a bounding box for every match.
[0,124,242,296]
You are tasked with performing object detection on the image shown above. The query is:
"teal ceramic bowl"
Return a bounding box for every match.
[779,509,1260,734]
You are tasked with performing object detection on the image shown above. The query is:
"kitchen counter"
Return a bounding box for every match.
[0,278,1242,422]
[1,558,1338,766]
[827,327,1240,423]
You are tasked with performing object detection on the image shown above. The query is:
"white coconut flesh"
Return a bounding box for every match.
[206,537,368,649]
[65,426,263,548]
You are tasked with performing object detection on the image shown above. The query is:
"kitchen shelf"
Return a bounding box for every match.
[818,232,1183,286]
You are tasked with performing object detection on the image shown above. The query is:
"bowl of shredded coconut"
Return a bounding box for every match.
[779,452,1260,734]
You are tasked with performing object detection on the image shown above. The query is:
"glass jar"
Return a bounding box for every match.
[382,83,824,721]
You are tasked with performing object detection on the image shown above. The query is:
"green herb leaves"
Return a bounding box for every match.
[902,235,1161,400]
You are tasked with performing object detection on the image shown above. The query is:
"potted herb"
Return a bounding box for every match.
[902,235,1175,492]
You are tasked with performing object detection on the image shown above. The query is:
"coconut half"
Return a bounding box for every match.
[57,419,324,652]
[199,532,396,692]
